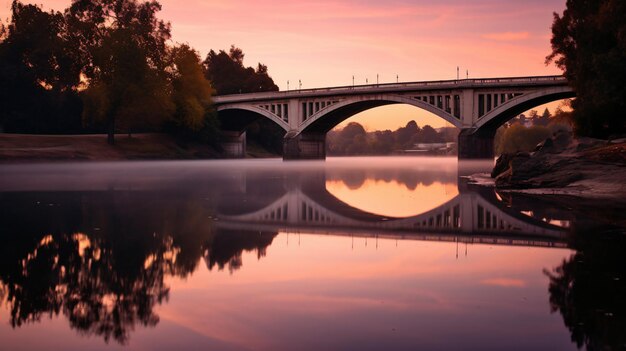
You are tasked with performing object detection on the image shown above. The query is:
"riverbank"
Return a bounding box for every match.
[0,133,224,161]
[471,133,626,202]
[0,133,283,162]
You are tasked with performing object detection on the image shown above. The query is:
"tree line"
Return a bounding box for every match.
[327,121,458,156]
[0,0,278,145]
[494,107,572,154]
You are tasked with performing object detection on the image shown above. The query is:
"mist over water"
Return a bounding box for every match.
[0,157,623,350]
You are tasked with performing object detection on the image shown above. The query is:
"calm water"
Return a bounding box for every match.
[0,157,624,351]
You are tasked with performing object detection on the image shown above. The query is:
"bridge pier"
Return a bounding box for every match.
[220,131,247,158]
[458,128,494,160]
[283,131,326,160]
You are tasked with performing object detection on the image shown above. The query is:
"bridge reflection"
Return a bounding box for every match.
[216,168,568,249]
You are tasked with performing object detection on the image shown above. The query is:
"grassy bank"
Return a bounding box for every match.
[0,133,223,162]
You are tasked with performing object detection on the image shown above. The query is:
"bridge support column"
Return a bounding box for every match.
[283,132,326,160]
[458,128,494,160]
[220,131,246,158]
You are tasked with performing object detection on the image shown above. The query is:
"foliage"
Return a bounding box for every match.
[0,190,278,344]
[547,0,626,138]
[204,45,278,95]
[0,1,83,133]
[495,109,573,154]
[494,124,552,154]
[67,0,174,143]
[327,121,457,156]
[545,227,626,350]
[167,44,220,144]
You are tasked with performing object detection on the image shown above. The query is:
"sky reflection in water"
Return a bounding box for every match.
[0,157,623,350]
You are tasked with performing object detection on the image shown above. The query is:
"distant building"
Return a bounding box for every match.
[398,142,456,155]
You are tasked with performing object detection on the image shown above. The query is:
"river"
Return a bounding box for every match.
[0,157,624,350]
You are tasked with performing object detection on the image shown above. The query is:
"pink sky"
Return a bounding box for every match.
[0,0,568,130]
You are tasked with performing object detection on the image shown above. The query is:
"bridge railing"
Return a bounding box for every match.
[213,75,567,103]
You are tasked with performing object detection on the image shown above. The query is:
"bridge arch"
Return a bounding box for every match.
[217,105,290,132]
[475,86,575,132]
[298,94,463,135]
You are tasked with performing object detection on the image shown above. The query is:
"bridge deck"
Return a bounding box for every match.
[213,75,567,103]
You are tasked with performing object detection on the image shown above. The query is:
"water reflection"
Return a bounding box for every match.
[325,166,459,217]
[545,227,626,350]
[0,190,277,344]
[0,158,623,349]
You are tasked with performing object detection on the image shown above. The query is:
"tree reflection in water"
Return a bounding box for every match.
[545,226,626,350]
[0,191,277,344]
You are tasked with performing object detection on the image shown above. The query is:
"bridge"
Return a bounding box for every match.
[213,75,574,159]
[216,176,569,249]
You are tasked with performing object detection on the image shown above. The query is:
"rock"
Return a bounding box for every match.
[494,167,514,187]
[575,137,605,152]
[609,137,626,144]
[553,130,572,150]
[492,153,514,178]
[533,137,554,154]
[535,170,584,188]
[493,152,534,187]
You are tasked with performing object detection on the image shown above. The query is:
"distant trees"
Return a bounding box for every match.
[203,45,278,95]
[494,108,572,154]
[327,121,457,156]
[547,0,626,138]
[494,124,552,155]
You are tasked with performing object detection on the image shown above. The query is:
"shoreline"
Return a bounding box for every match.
[467,133,626,202]
[0,133,283,162]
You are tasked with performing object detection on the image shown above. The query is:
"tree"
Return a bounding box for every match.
[168,44,219,142]
[546,0,626,138]
[537,108,552,126]
[494,123,552,154]
[67,0,173,144]
[395,120,419,148]
[416,125,443,144]
[204,45,278,95]
[0,1,83,133]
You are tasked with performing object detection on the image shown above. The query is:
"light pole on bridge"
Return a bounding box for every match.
[287,80,289,91]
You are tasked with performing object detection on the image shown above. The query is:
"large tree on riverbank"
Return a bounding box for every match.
[0,1,83,133]
[546,0,626,138]
[67,0,174,144]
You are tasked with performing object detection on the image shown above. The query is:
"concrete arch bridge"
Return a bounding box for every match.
[213,75,573,159]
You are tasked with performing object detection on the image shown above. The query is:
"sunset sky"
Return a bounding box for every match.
[0,0,568,130]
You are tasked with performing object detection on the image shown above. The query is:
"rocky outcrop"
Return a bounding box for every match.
[492,131,626,190]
